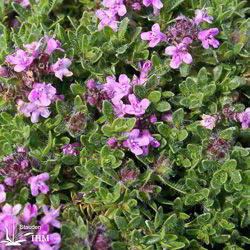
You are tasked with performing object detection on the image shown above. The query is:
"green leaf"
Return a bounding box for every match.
[162,91,175,98]
[154,206,163,229]
[103,100,113,121]
[178,129,188,141]
[230,170,242,184]
[118,17,129,40]
[165,0,186,12]
[56,99,67,115]
[20,187,29,204]
[156,101,171,112]
[172,108,184,125]
[220,127,235,139]
[202,84,216,96]
[1,112,12,122]
[222,159,237,172]
[227,76,245,90]
[114,216,127,232]
[197,67,208,84]
[70,84,85,95]
[219,219,235,230]
[50,194,60,208]
[213,65,223,81]
[148,91,161,103]
[61,155,78,165]
[151,54,161,67]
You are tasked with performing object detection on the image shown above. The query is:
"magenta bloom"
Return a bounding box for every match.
[200,114,217,130]
[4,177,15,186]
[103,0,127,17]
[198,28,220,49]
[108,137,117,147]
[148,114,157,123]
[23,41,41,57]
[124,94,150,116]
[6,49,34,72]
[28,83,56,106]
[45,35,64,55]
[132,3,141,10]
[141,129,160,155]
[28,173,50,196]
[1,204,22,216]
[112,98,126,117]
[0,185,6,203]
[237,108,250,129]
[113,74,132,101]
[60,143,80,156]
[143,0,163,15]
[123,129,150,155]
[17,100,50,123]
[96,9,117,32]
[165,37,193,69]
[51,58,73,81]
[22,203,37,224]
[194,9,213,25]
[141,23,165,47]
[139,60,152,84]
[40,206,60,228]
[0,66,9,77]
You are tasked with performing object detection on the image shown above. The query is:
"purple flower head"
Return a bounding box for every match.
[0,66,9,77]
[40,206,60,229]
[28,83,56,106]
[87,79,97,89]
[0,214,18,238]
[194,9,213,25]
[141,60,152,72]
[143,0,163,14]
[2,204,22,216]
[103,0,127,17]
[141,129,160,155]
[18,101,51,123]
[112,98,126,117]
[148,114,157,123]
[4,177,15,186]
[113,74,132,101]
[22,203,37,224]
[23,41,41,57]
[28,173,50,196]
[96,9,117,32]
[139,60,152,84]
[165,37,193,69]
[16,146,27,153]
[6,49,34,72]
[60,143,80,156]
[0,185,6,203]
[51,58,73,81]
[132,3,141,10]
[237,108,250,129]
[162,112,172,122]
[45,35,64,55]
[123,129,150,155]
[198,28,220,49]
[124,94,150,116]
[108,137,117,147]
[200,114,217,130]
[140,23,166,47]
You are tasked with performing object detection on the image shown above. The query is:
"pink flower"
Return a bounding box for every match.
[17,100,51,123]
[132,3,141,10]
[112,98,126,117]
[23,41,41,57]
[124,94,150,116]
[198,28,220,49]
[200,114,218,130]
[108,137,117,147]
[123,129,150,155]
[28,173,50,196]
[165,37,193,69]
[0,66,9,77]
[237,108,250,129]
[6,49,34,72]
[194,9,213,25]
[51,58,73,81]
[45,35,64,55]
[143,0,163,15]
[141,129,160,155]
[96,9,117,32]
[40,206,60,228]
[103,0,127,17]
[141,23,165,47]
[28,83,56,106]
[60,143,80,156]
[22,203,37,224]
[0,185,6,203]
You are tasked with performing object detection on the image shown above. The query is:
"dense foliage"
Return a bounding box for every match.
[0,0,250,249]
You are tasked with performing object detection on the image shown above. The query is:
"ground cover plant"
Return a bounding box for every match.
[0,0,250,249]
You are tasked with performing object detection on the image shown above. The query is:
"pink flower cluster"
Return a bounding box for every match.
[6,36,73,81]
[96,0,164,31]
[0,203,61,250]
[139,8,220,69]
